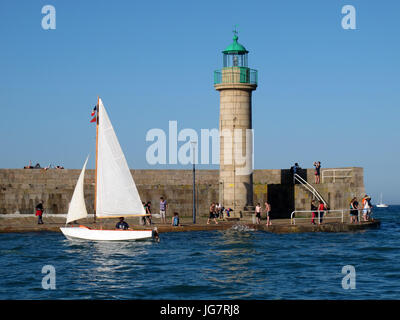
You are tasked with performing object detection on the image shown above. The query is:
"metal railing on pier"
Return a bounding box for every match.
[321,169,353,183]
[294,173,328,206]
[290,208,372,225]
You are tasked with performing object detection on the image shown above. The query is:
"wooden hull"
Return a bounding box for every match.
[60,226,154,241]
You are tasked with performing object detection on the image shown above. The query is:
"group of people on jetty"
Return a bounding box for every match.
[290,161,322,184]
[254,202,272,226]
[349,195,373,223]
[310,200,328,225]
[290,161,375,224]
[207,202,234,224]
[207,202,272,226]
[34,196,179,228]
[24,161,64,170]
[139,197,180,227]
[308,195,374,225]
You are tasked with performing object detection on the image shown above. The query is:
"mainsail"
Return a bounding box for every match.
[66,156,89,224]
[96,99,146,217]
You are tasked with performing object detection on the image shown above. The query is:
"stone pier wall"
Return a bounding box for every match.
[0,167,365,219]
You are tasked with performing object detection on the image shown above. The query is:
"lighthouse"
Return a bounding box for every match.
[214,30,258,218]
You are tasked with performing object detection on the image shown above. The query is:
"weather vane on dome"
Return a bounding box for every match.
[232,25,239,38]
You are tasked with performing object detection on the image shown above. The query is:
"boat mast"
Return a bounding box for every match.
[94,96,99,223]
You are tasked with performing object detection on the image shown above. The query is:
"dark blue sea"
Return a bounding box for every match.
[0,206,399,300]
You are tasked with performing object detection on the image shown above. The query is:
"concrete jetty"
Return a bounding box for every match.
[0,216,380,234]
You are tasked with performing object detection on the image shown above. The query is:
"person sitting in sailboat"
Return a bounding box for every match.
[116,217,129,230]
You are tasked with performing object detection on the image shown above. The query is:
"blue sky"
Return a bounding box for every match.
[0,0,399,203]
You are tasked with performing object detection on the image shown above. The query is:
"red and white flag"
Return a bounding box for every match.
[90,105,97,123]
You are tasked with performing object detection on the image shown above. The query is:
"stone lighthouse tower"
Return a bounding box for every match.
[214,30,258,218]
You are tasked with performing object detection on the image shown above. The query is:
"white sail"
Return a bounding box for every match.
[66,156,89,224]
[96,99,146,218]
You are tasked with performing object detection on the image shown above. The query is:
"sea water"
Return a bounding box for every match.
[0,206,399,300]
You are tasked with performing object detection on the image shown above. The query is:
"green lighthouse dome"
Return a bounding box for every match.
[221,31,249,68]
[222,34,249,54]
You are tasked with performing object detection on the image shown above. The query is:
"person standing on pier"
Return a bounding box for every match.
[314,161,321,184]
[207,202,218,225]
[220,205,225,219]
[290,163,301,184]
[350,198,359,223]
[311,200,318,225]
[265,201,272,226]
[140,202,147,225]
[318,200,325,224]
[362,196,372,221]
[35,201,44,224]
[255,203,261,224]
[367,196,373,220]
[215,203,222,219]
[145,201,152,225]
[160,197,168,224]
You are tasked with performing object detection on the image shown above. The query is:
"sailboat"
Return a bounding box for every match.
[60,98,156,241]
[376,193,389,208]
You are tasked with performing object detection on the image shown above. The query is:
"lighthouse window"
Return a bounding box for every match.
[223,53,248,68]
[233,55,238,66]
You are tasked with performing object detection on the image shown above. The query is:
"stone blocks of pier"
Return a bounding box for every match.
[0,167,365,219]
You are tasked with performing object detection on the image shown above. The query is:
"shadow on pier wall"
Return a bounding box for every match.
[266,168,307,219]
[281,168,308,185]
[244,179,254,207]
[268,184,294,219]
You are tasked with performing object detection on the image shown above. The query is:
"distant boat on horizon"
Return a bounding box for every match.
[376,193,389,208]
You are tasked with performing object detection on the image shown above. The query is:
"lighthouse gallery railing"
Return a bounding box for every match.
[214,67,258,85]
